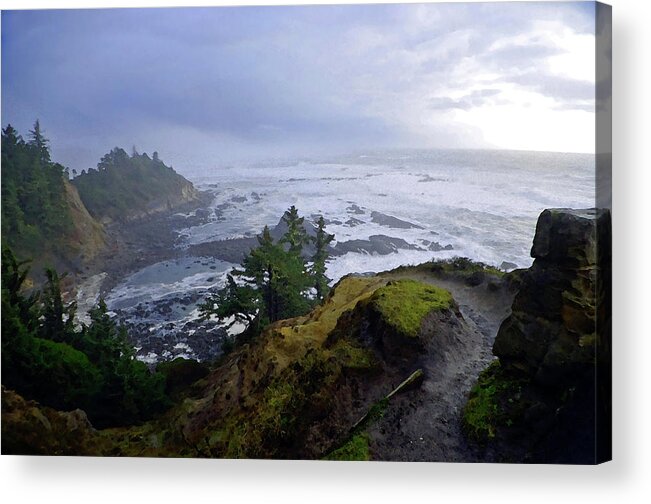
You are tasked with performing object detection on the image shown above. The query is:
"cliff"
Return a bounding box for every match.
[72,148,200,224]
[463,208,611,463]
[62,180,107,265]
[1,125,105,275]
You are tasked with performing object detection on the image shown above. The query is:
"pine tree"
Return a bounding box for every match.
[311,216,334,301]
[40,268,77,343]
[201,207,325,334]
[280,205,310,255]
[28,119,50,163]
[2,124,20,150]
[1,248,39,331]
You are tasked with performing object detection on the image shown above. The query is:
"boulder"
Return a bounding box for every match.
[476,208,612,463]
[493,208,610,387]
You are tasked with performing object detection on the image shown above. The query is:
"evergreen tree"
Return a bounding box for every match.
[2,121,73,260]
[280,205,310,255]
[311,216,334,301]
[28,119,50,163]
[201,207,323,334]
[40,268,77,343]
[1,248,39,332]
[1,249,170,427]
[2,124,20,150]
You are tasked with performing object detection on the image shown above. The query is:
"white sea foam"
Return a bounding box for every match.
[180,149,595,274]
[107,149,596,362]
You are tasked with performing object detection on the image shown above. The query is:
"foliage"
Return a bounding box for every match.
[323,432,370,461]
[201,207,334,334]
[280,205,310,255]
[369,279,453,337]
[156,357,210,398]
[462,360,526,443]
[1,248,169,428]
[1,122,74,260]
[214,334,376,458]
[71,146,194,221]
[39,268,77,343]
[311,215,335,301]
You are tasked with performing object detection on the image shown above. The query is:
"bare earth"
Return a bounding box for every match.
[368,271,516,462]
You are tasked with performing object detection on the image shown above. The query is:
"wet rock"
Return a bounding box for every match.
[370,211,424,229]
[494,208,611,387]
[333,235,421,256]
[346,204,365,215]
[475,208,612,464]
[344,217,364,227]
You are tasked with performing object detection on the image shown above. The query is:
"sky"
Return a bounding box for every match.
[1,2,598,173]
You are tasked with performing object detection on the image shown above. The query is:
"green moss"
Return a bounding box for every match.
[324,432,370,461]
[366,397,389,424]
[330,339,375,370]
[462,360,525,443]
[370,279,453,337]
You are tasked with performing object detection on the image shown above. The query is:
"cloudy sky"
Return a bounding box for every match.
[2,2,597,172]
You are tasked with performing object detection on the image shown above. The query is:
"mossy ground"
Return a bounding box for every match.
[269,276,387,369]
[462,360,527,443]
[322,397,388,461]
[369,279,453,337]
[324,432,370,461]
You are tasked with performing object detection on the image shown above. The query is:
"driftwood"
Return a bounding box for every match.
[351,369,424,431]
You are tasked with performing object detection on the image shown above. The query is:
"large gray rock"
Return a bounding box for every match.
[493,208,611,387]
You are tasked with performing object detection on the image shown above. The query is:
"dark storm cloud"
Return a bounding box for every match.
[1,3,596,171]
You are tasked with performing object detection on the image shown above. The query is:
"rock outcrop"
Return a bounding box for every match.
[494,208,610,386]
[464,208,611,463]
[63,180,107,264]
[1,386,100,456]
[72,148,202,224]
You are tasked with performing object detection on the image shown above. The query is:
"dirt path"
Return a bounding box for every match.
[368,271,516,462]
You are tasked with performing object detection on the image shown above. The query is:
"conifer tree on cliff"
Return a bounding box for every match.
[311,216,334,301]
[200,206,321,333]
[28,119,50,164]
[280,205,310,255]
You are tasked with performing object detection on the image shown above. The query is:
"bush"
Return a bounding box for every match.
[1,248,171,428]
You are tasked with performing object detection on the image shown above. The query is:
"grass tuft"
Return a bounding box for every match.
[369,279,453,337]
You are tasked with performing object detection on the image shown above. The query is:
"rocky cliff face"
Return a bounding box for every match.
[1,386,99,456]
[63,180,107,263]
[464,208,611,463]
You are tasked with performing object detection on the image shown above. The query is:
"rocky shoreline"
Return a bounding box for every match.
[72,191,229,364]
[72,191,461,365]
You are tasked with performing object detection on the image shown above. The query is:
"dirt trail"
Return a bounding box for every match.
[368,271,516,462]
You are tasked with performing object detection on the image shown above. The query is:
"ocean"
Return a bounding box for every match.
[104,148,595,362]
